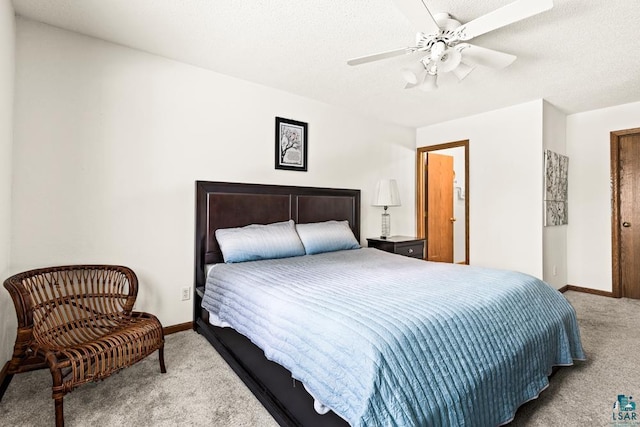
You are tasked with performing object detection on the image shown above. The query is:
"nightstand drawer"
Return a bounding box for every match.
[367,236,425,259]
[395,242,424,259]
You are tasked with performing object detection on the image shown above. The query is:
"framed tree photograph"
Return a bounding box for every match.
[275,117,308,171]
[543,149,569,226]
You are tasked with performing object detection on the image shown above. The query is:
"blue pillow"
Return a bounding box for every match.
[296,220,360,255]
[215,220,305,263]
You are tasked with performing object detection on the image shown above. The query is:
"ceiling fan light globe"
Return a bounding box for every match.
[400,69,419,84]
[420,73,438,92]
[400,62,426,84]
[438,49,462,73]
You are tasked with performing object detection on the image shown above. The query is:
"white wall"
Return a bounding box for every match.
[0,0,15,365]
[566,100,640,292]
[542,101,567,289]
[417,100,544,278]
[11,19,415,329]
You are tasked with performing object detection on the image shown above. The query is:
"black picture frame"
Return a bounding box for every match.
[275,117,308,171]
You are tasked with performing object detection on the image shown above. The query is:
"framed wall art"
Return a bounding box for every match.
[275,117,307,171]
[544,149,569,226]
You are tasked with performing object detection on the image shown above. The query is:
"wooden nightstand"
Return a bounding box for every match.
[366,236,425,259]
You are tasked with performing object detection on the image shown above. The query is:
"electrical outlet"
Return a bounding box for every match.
[181,286,191,301]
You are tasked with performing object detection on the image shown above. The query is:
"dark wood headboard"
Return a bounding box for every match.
[194,181,361,289]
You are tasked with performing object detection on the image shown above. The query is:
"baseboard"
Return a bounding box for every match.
[561,284,614,298]
[164,322,193,335]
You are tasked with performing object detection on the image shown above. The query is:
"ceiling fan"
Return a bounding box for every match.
[347,0,553,91]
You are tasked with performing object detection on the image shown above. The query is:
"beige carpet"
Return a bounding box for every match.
[1,291,638,426]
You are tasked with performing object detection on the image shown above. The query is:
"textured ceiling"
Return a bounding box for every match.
[11,0,640,128]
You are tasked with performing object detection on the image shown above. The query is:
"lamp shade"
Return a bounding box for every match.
[372,179,401,207]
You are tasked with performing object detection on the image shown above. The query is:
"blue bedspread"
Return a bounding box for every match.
[202,248,585,426]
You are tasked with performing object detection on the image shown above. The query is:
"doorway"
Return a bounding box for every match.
[416,140,469,264]
[611,127,640,299]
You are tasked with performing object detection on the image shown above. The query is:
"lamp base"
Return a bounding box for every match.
[381,211,391,239]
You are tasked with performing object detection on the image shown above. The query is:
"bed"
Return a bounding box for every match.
[193,181,584,426]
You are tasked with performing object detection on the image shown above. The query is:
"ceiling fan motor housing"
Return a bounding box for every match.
[416,13,461,52]
[433,13,462,32]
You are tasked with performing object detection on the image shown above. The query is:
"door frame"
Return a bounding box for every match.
[416,140,469,264]
[610,127,640,298]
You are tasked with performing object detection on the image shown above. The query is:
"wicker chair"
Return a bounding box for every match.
[0,265,166,427]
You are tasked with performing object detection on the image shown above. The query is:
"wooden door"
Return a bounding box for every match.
[617,130,640,299]
[426,153,454,263]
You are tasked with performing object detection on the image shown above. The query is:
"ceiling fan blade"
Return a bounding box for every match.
[347,47,413,66]
[452,62,475,81]
[455,0,553,41]
[392,0,441,35]
[456,43,516,69]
